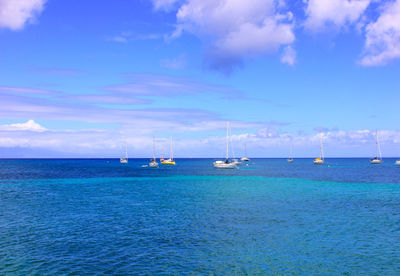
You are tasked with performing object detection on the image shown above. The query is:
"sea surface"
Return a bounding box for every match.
[1,158,400,275]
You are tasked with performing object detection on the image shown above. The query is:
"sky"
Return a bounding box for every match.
[0,0,400,158]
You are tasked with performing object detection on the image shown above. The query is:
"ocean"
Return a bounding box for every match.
[1,158,399,274]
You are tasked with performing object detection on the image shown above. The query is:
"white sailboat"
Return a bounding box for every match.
[370,130,383,164]
[287,143,294,163]
[161,137,176,165]
[241,143,250,162]
[213,122,237,169]
[149,136,159,168]
[395,160,400,165]
[120,142,128,163]
[313,133,324,165]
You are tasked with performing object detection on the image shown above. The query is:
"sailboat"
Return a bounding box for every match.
[120,142,128,163]
[149,136,159,168]
[213,122,237,169]
[395,160,400,165]
[241,143,250,162]
[161,137,176,165]
[287,143,294,163]
[370,130,383,164]
[313,133,324,165]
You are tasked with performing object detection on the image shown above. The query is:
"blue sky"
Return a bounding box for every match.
[0,0,400,158]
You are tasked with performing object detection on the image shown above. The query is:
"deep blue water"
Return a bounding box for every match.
[1,158,400,274]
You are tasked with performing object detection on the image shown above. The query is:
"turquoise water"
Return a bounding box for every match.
[1,159,400,274]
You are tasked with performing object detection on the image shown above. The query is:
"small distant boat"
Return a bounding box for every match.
[120,142,128,164]
[395,160,400,166]
[213,122,237,169]
[313,134,324,165]
[149,136,159,168]
[161,137,176,165]
[241,143,250,162]
[370,130,382,164]
[287,143,294,163]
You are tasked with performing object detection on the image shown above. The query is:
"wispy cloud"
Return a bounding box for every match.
[160,54,187,69]
[103,73,243,99]
[27,67,81,75]
[280,45,296,66]
[107,31,162,43]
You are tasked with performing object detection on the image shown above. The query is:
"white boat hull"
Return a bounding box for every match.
[313,160,324,165]
[395,160,400,165]
[213,161,237,169]
[120,158,128,164]
[370,159,382,164]
[241,157,250,162]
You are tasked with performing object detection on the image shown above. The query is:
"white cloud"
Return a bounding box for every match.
[0,0,46,30]
[304,0,371,31]
[164,0,295,72]
[359,0,400,66]
[280,45,296,66]
[0,119,47,132]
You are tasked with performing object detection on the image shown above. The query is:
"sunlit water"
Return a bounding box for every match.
[1,158,399,274]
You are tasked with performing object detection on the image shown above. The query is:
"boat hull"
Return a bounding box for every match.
[370,159,382,164]
[161,161,176,165]
[213,161,237,169]
[120,158,128,164]
[395,160,400,165]
[313,159,324,165]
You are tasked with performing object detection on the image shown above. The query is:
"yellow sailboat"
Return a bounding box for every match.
[161,137,176,165]
[313,133,324,165]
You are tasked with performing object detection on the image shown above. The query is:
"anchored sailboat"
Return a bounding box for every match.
[287,143,294,163]
[213,122,237,169]
[370,130,382,164]
[241,143,250,162]
[313,133,324,165]
[161,137,176,165]
[120,141,128,164]
[149,136,159,168]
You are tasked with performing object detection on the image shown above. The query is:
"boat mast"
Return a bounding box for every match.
[376,130,382,160]
[226,121,229,161]
[125,141,128,159]
[153,136,156,161]
[170,136,173,160]
[320,133,324,160]
[244,143,247,157]
[289,143,292,159]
